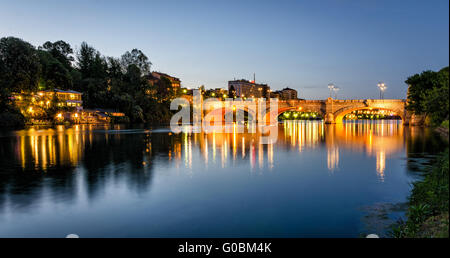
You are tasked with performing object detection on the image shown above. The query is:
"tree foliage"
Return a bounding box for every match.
[0,37,41,93]
[40,40,74,69]
[37,50,73,90]
[406,67,449,125]
[121,49,152,76]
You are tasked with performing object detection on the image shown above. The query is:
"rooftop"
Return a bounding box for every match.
[44,89,83,94]
[228,79,268,86]
[152,71,180,81]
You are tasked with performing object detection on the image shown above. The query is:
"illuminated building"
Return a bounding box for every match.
[228,79,270,99]
[271,87,298,100]
[42,89,83,109]
[13,89,83,109]
[151,71,181,88]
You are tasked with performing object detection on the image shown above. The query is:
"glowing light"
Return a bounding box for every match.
[376,151,386,182]
[377,82,387,99]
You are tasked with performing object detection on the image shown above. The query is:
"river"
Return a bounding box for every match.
[0,120,446,237]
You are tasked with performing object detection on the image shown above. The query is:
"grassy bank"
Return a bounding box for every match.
[390,144,449,238]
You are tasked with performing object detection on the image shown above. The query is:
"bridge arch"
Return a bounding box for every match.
[333,106,405,124]
[207,106,257,122]
[277,107,324,120]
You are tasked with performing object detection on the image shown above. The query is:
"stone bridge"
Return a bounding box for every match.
[276,98,409,124]
[202,97,409,124]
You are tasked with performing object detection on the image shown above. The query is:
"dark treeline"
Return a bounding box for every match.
[406,66,449,126]
[0,36,177,127]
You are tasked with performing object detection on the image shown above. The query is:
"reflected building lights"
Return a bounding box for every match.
[212,132,216,163]
[204,137,208,166]
[17,128,84,170]
[268,143,274,170]
[327,146,339,172]
[376,151,386,182]
[242,137,245,158]
[258,143,263,169]
[13,120,403,180]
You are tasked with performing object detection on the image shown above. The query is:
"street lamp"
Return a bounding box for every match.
[377,82,387,99]
[333,86,340,99]
[328,83,335,98]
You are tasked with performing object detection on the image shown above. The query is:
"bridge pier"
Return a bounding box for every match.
[324,113,335,124]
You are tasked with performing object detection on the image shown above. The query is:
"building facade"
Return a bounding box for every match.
[46,89,83,108]
[271,87,298,100]
[151,72,181,88]
[280,87,298,100]
[13,89,83,109]
[228,79,270,99]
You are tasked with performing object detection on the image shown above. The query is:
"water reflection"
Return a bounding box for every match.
[0,120,446,237]
[1,122,440,177]
[0,121,435,176]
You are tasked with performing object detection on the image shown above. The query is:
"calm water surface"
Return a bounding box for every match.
[0,121,445,237]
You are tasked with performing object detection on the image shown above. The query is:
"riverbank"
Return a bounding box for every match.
[436,121,449,139]
[390,124,449,238]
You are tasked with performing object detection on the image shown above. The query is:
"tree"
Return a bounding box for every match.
[107,57,123,80]
[37,50,73,90]
[406,66,449,125]
[40,40,74,69]
[0,37,41,92]
[75,42,108,107]
[77,42,107,79]
[423,67,449,125]
[121,49,152,76]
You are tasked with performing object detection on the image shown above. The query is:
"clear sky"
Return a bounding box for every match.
[1,0,448,99]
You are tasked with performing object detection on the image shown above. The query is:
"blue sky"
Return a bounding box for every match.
[1,0,448,99]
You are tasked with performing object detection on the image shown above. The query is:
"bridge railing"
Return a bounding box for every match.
[278,99,406,104]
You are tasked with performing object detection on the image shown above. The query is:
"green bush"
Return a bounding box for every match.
[390,149,449,237]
